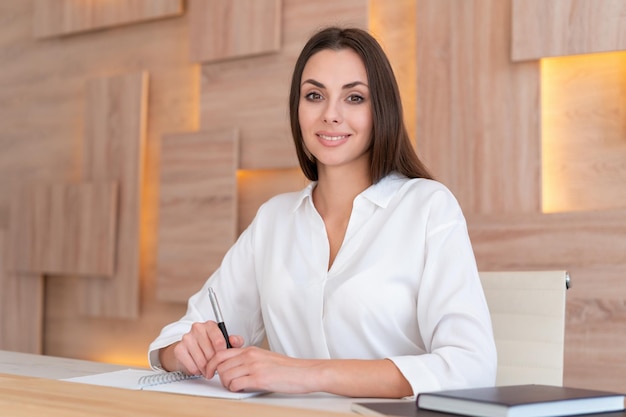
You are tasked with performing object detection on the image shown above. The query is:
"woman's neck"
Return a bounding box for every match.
[313,163,372,215]
[313,163,372,270]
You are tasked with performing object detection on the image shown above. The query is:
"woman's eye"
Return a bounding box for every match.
[347,94,364,103]
[304,92,323,101]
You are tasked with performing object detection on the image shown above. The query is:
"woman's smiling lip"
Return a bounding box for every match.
[316,132,351,146]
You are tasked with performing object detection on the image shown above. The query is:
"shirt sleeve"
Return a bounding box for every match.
[147,223,266,370]
[387,189,497,396]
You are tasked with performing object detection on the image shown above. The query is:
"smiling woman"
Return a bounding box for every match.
[289,27,430,185]
[298,48,373,183]
[148,27,497,399]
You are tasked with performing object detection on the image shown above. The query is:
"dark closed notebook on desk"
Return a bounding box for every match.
[416,384,625,417]
[351,400,626,417]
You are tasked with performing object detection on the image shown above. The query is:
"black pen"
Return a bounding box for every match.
[208,287,232,348]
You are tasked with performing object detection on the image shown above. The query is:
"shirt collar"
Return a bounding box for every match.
[360,171,408,208]
[292,181,316,213]
[291,172,409,212]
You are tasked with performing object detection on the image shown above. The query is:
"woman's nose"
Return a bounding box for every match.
[323,101,342,124]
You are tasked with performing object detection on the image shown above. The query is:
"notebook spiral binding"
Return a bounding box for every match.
[137,371,201,388]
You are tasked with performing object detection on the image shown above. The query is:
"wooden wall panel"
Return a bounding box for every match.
[0,230,44,353]
[7,183,118,276]
[512,0,626,61]
[1,0,197,366]
[199,0,368,170]
[416,0,541,214]
[189,0,281,63]
[33,0,184,39]
[201,54,296,169]
[564,264,626,393]
[157,130,238,302]
[468,211,626,271]
[44,274,187,369]
[80,72,148,318]
[541,52,626,213]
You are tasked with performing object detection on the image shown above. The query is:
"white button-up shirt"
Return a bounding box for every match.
[149,173,497,395]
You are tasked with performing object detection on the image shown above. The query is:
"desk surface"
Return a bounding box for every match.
[0,372,358,417]
[0,350,400,417]
[5,351,622,417]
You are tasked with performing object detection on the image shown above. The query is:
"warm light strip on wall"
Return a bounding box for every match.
[541,51,626,213]
[540,56,564,214]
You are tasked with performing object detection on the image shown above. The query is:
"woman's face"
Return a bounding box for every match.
[298,48,373,174]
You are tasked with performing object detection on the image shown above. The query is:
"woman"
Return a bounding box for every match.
[148,27,497,398]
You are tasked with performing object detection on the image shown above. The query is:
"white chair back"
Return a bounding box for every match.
[479,270,569,386]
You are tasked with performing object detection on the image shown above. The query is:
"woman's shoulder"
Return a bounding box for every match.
[411,178,456,200]
[386,174,464,215]
[387,173,455,199]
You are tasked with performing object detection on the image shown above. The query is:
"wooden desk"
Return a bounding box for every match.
[0,351,396,416]
[2,351,625,417]
[0,372,355,417]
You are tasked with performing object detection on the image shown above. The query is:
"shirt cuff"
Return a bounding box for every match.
[147,336,183,371]
[387,355,442,398]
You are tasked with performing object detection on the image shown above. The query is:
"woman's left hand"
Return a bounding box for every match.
[206,346,319,393]
[206,347,412,397]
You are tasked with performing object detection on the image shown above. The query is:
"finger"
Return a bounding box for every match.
[191,322,219,362]
[205,346,242,378]
[173,340,201,375]
[214,353,248,390]
[226,374,260,393]
[181,324,215,375]
[207,322,232,351]
[229,335,245,348]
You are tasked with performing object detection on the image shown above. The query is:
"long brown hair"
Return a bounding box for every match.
[289,27,432,183]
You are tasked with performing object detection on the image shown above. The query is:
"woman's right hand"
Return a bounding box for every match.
[159,320,244,377]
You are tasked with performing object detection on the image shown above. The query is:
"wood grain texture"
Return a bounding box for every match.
[189,0,281,63]
[512,0,626,61]
[480,270,567,386]
[44,274,187,368]
[157,130,238,302]
[80,72,148,318]
[468,210,626,270]
[0,230,44,353]
[33,0,184,39]
[416,0,541,214]
[0,373,352,417]
[542,51,626,213]
[7,183,118,276]
[564,265,626,393]
[199,0,368,169]
[0,1,195,365]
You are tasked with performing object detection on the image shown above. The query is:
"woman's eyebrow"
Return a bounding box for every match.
[301,79,324,88]
[301,79,368,89]
[342,81,368,89]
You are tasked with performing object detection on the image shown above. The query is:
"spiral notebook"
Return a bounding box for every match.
[63,369,263,399]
